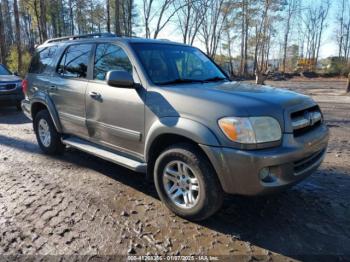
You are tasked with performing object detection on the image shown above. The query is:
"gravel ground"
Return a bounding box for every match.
[0,78,349,261]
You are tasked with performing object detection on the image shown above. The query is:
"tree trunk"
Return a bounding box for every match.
[3,0,13,46]
[255,69,266,85]
[57,0,64,36]
[33,0,42,42]
[243,0,249,75]
[347,72,350,93]
[107,0,111,32]
[68,0,74,35]
[0,2,6,64]
[239,0,245,76]
[115,0,121,35]
[13,0,22,74]
[39,0,48,41]
[128,0,133,36]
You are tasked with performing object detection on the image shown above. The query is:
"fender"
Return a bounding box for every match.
[31,91,63,133]
[144,117,221,161]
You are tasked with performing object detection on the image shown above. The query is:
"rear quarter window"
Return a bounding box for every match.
[57,44,92,79]
[28,45,58,74]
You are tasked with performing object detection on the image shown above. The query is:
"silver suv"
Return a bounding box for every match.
[22,33,329,220]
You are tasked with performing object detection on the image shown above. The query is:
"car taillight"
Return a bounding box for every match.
[22,79,28,94]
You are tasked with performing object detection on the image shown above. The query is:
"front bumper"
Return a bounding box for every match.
[0,90,24,105]
[200,124,329,195]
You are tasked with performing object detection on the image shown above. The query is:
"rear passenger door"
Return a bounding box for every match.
[49,44,93,138]
[86,43,145,156]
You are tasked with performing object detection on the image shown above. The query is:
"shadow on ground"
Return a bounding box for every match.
[0,106,31,124]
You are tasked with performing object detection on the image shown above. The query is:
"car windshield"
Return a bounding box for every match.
[0,64,11,75]
[131,43,227,85]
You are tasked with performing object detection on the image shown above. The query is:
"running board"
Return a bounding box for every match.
[61,137,147,173]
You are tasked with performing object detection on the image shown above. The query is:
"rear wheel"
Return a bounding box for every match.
[154,143,224,221]
[34,110,65,155]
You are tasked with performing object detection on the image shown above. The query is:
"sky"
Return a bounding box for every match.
[133,0,345,59]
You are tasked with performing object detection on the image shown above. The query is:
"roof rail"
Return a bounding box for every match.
[43,33,118,44]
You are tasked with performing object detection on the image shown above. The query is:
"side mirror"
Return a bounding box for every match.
[13,71,18,76]
[106,70,134,88]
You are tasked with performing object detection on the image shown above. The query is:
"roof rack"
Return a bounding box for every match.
[43,33,118,44]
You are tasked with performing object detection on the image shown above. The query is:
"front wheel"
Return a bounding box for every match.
[34,110,65,155]
[154,144,224,221]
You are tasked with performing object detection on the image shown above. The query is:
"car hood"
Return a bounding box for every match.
[0,75,21,82]
[212,81,314,108]
[147,81,316,132]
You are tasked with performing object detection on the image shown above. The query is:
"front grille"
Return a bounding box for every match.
[0,84,17,91]
[291,105,322,137]
[294,149,325,175]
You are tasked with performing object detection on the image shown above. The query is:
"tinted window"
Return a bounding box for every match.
[29,46,58,74]
[0,64,11,75]
[131,43,226,85]
[94,44,132,80]
[57,44,92,78]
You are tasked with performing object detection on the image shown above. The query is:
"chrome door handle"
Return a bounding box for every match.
[89,91,101,99]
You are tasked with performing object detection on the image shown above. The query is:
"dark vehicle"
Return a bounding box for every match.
[22,34,329,220]
[0,64,23,110]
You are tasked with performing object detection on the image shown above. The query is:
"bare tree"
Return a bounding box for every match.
[2,0,13,47]
[337,0,345,58]
[142,0,186,39]
[142,0,153,38]
[254,0,277,84]
[302,1,330,68]
[39,0,48,41]
[174,0,209,45]
[13,0,22,72]
[68,0,75,35]
[152,0,185,39]
[115,0,121,35]
[0,1,6,64]
[336,0,350,61]
[127,0,133,36]
[200,0,231,58]
[239,0,251,76]
[281,0,298,73]
[107,0,111,32]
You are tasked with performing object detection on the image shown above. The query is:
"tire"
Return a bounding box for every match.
[154,143,224,221]
[34,110,65,155]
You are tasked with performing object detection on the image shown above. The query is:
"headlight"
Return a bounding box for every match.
[218,116,282,144]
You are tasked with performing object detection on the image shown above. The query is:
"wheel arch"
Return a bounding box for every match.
[145,117,220,160]
[30,93,63,133]
[144,117,221,174]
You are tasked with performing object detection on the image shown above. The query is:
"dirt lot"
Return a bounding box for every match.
[0,78,349,261]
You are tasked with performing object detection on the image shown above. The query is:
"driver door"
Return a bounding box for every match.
[86,43,145,157]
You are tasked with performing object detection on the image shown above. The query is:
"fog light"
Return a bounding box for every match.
[259,167,276,183]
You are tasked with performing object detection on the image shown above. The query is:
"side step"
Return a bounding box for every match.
[61,137,147,173]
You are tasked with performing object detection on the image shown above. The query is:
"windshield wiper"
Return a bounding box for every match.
[203,76,228,82]
[157,78,204,86]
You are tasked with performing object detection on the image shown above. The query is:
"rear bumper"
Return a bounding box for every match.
[200,124,329,195]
